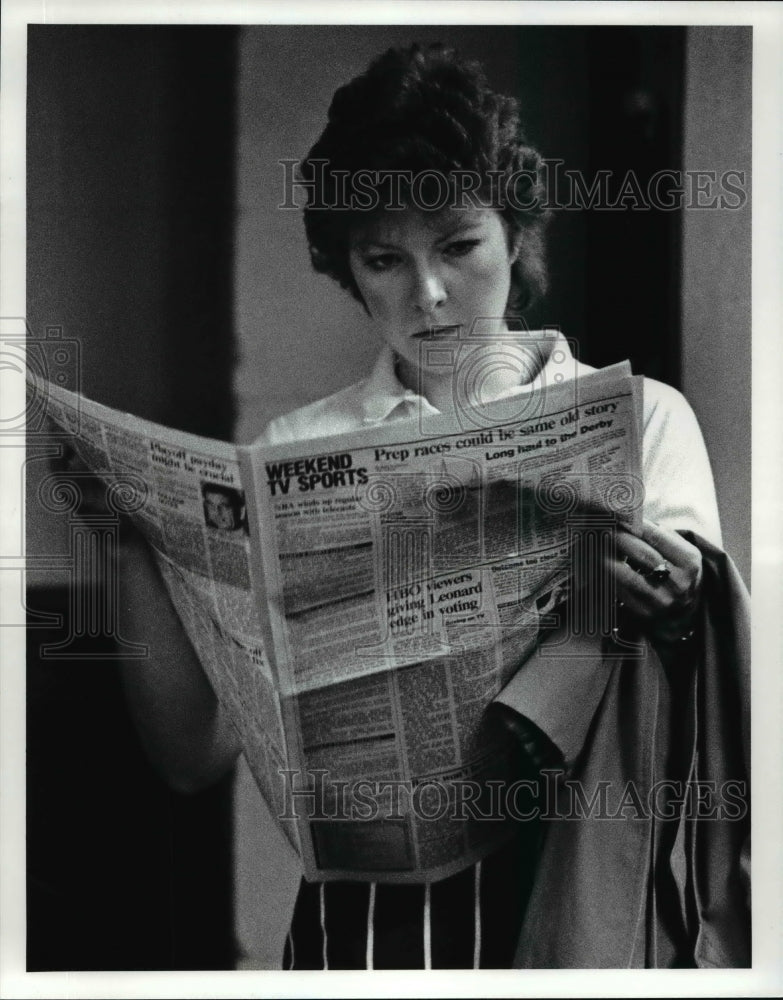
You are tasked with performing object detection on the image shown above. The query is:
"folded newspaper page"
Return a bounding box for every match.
[30,360,643,883]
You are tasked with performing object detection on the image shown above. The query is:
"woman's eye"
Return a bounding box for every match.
[444,239,481,258]
[363,254,400,272]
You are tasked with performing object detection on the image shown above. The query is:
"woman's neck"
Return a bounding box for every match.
[395,340,544,415]
[394,355,457,413]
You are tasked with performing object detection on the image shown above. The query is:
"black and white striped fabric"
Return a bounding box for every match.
[282,826,539,970]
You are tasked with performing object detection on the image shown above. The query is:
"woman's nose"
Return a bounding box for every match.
[412,268,447,313]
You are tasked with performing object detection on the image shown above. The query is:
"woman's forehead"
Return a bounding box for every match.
[350,205,501,247]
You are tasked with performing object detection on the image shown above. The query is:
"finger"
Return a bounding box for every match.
[641,519,702,571]
[613,535,693,595]
[613,585,657,622]
[617,552,699,614]
[579,532,663,610]
[614,559,675,610]
[615,531,701,600]
[612,547,701,627]
[641,520,703,597]
[613,530,675,579]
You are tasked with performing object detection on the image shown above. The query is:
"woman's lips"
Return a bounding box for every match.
[411,324,462,339]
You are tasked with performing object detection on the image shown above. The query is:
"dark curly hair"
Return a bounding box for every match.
[300,43,549,315]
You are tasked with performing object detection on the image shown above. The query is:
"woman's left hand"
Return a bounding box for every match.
[610,519,703,644]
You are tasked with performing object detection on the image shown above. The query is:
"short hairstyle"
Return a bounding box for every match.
[301,43,549,315]
[201,482,243,515]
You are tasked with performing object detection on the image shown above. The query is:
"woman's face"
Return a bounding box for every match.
[204,491,238,531]
[348,205,516,382]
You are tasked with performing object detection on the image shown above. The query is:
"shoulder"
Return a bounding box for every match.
[637,376,722,545]
[565,355,700,445]
[641,376,695,421]
[258,378,372,447]
[639,376,705,453]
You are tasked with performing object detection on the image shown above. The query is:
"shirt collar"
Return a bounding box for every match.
[359,347,437,424]
[359,331,577,425]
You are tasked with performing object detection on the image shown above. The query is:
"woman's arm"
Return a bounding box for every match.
[119,531,242,794]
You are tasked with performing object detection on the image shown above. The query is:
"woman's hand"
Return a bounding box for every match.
[609,519,703,645]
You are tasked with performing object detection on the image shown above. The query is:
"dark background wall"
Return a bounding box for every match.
[27,25,237,434]
[26,26,239,970]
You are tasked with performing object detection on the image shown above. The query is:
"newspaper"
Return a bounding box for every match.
[31,360,644,882]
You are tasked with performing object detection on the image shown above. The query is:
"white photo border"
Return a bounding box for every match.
[2,2,781,997]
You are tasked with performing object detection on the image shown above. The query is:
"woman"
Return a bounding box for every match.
[122,43,740,969]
